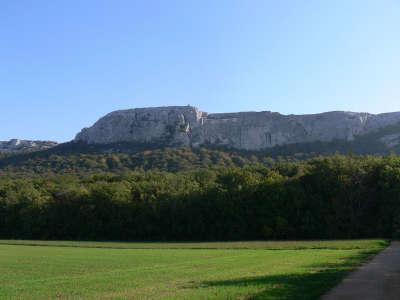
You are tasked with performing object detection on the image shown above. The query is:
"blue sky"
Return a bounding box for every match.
[1,0,399,142]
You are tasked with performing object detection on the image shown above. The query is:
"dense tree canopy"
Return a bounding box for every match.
[1,154,400,241]
[0,147,272,175]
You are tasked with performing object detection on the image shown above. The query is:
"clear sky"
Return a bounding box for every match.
[1,0,399,142]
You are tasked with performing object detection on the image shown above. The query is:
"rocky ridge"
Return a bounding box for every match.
[75,106,400,151]
[0,139,58,153]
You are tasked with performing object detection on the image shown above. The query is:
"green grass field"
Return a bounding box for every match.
[0,240,388,299]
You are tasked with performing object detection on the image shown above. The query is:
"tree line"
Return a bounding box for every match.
[1,155,400,241]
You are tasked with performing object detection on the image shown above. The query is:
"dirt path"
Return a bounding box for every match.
[322,241,400,300]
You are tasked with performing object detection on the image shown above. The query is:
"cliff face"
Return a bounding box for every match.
[0,139,58,153]
[75,106,400,150]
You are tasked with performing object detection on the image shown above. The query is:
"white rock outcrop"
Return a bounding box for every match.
[75,106,400,150]
[0,139,58,153]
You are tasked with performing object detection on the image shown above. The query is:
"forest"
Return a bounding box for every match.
[1,152,400,241]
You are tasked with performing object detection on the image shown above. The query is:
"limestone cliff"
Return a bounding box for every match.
[75,106,400,150]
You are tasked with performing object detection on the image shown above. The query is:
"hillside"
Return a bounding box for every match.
[1,119,400,174]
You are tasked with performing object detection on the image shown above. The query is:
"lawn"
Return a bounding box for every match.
[0,239,388,299]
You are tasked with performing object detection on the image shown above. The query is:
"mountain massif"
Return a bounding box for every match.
[3,107,400,242]
[2,106,400,165]
[75,106,400,151]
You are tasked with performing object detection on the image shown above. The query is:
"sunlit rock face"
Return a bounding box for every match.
[75,106,400,150]
[0,139,58,153]
[75,106,203,146]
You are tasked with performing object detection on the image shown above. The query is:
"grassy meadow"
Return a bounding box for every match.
[0,239,388,299]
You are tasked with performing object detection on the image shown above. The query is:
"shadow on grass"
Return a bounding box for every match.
[197,250,378,300]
